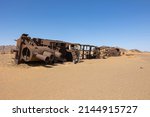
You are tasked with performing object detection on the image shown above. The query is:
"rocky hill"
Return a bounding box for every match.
[0,45,16,54]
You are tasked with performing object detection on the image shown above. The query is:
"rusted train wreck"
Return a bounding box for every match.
[13,34,121,65]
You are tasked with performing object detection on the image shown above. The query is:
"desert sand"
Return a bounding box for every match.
[0,52,150,100]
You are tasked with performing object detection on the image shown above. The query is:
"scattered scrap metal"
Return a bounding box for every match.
[13,34,122,65]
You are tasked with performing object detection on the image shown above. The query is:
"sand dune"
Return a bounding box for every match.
[0,52,150,100]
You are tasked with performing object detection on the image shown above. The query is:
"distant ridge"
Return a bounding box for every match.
[130,49,142,53]
[0,45,16,54]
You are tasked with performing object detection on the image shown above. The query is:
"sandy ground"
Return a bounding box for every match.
[0,53,150,100]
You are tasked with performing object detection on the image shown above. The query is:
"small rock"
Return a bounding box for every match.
[140,67,143,69]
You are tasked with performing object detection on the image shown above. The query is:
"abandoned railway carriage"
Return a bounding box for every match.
[13,34,121,65]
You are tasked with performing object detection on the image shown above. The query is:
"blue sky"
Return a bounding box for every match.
[0,0,150,51]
